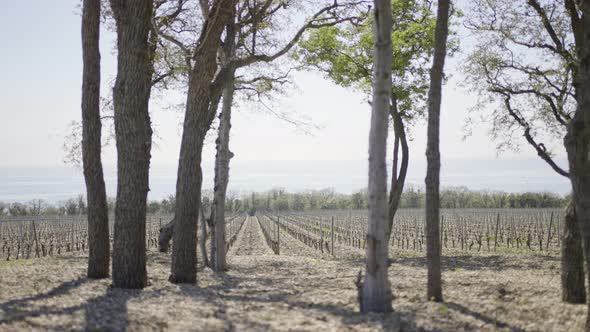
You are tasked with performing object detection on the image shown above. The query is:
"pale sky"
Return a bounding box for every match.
[0,1,571,198]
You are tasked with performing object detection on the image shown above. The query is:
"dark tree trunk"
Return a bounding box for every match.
[386,95,409,241]
[564,2,590,328]
[170,0,233,284]
[562,201,586,303]
[82,0,109,279]
[425,0,450,303]
[109,0,154,289]
[565,102,590,330]
[359,0,393,313]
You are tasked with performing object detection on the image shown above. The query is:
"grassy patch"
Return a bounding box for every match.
[0,259,34,268]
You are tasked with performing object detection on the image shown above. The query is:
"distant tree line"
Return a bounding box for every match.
[226,187,568,212]
[0,187,567,217]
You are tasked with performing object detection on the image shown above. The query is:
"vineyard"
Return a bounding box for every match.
[0,208,562,262]
[0,208,584,331]
[264,208,563,255]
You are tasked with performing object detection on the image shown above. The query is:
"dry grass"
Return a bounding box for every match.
[0,216,585,331]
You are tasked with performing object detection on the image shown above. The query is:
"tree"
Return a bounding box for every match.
[28,199,46,216]
[81,0,110,278]
[153,0,361,277]
[170,0,234,284]
[295,0,446,243]
[463,0,585,303]
[562,0,590,328]
[358,0,394,313]
[424,0,450,302]
[210,8,237,272]
[109,0,154,289]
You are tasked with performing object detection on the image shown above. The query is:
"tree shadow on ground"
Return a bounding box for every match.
[0,250,547,331]
[446,302,526,332]
[320,252,561,272]
[83,286,144,331]
[392,254,558,271]
[168,262,437,332]
[0,276,143,331]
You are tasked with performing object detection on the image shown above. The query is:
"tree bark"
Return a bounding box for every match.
[425,0,450,302]
[158,95,222,256]
[82,0,109,279]
[170,0,233,284]
[360,0,393,313]
[562,201,586,303]
[109,0,154,289]
[210,13,237,272]
[564,1,590,328]
[565,102,590,330]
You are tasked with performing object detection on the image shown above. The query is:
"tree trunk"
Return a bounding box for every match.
[158,218,174,253]
[359,0,393,313]
[170,0,233,284]
[82,0,109,279]
[211,14,237,272]
[425,0,450,302]
[109,0,154,289]
[565,104,590,330]
[386,95,409,241]
[158,97,221,257]
[564,3,590,328]
[562,201,586,303]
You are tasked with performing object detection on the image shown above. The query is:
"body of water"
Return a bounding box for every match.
[0,158,571,203]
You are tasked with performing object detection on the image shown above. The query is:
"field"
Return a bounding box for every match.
[0,209,585,331]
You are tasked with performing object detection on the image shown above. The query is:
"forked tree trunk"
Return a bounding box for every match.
[211,14,237,272]
[359,0,393,313]
[158,97,221,257]
[81,0,109,279]
[425,0,450,302]
[562,201,586,303]
[170,0,233,284]
[109,0,154,289]
[385,96,409,240]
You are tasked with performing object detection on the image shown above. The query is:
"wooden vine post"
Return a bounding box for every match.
[277,216,280,255]
[546,212,553,250]
[331,216,335,256]
[494,213,500,251]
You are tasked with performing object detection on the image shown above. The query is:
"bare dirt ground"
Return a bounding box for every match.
[0,216,585,331]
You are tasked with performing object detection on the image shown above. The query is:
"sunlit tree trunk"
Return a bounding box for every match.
[211,21,236,272]
[360,0,393,313]
[82,0,109,279]
[109,0,154,289]
[425,0,450,302]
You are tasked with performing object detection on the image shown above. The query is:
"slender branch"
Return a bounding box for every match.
[502,95,569,177]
